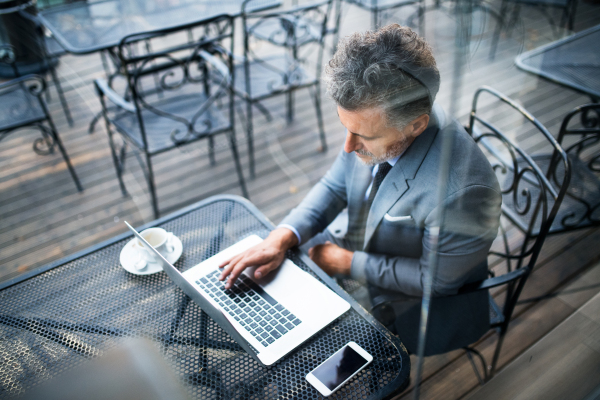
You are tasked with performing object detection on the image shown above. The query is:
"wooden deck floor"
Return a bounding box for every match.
[1,1,600,398]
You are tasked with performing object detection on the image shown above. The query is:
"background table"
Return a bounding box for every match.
[38,0,281,54]
[0,195,410,399]
[515,24,600,101]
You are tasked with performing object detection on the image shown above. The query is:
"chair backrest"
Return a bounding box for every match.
[459,86,572,378]
[115,15,235,146]
[464,87,571,338]
[547,103,600,230]
[241,0,334,77]
[556,103,600,172]
[0,74,51,137]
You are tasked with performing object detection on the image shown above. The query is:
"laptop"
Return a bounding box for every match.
[125,222,350,366]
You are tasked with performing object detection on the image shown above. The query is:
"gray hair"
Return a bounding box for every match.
[325,24,439,130]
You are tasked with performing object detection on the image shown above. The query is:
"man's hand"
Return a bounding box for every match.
[308,241,353,276]
[218,228,298,289]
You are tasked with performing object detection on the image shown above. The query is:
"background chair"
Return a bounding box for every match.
[2,4,75,126]
[0,45,82,192]
[95,15,248,219]
[542,103,600,233]
[456,86,571,382]
[235,0,333,177]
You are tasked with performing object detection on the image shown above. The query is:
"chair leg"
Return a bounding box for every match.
[419,0,426,37]
[209,136,216,166]
[464,347,488,385]
[246,99,256,179]
[227,131,250,199]
[48,64,74,127]
[331,0,342,55]
[286,91,294,124]
[372,9,379,30]
[489,0,508,60]
[143,153,160,219]
[489,329,506,379]
[47,123,83,192]
[310,85,327,153]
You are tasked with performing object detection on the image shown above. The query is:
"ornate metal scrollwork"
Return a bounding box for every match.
[552,104,600,229]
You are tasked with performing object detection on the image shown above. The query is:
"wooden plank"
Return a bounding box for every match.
[467,290,600,400]
[394,227,600,399]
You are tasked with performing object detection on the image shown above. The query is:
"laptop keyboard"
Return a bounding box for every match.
[196,270,302,347]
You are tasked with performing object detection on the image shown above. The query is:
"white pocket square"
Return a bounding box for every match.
[384,213,413,222]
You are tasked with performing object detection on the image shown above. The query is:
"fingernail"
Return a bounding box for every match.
[256,271,262,278]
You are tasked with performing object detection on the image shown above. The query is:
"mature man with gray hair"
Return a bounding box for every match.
[220,24,502,355]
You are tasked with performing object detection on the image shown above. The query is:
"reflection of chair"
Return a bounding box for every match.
[541,103,600,233]
[344,0,424,32]
[457,86,571,382]
[0,45,83,192]
[235,0,333,177]
[94,16,248,219]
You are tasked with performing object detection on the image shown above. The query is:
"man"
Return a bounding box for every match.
[220,25,502,355]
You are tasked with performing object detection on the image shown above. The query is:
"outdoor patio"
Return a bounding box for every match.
[1,0,600,398]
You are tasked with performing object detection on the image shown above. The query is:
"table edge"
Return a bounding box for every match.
[515,24,600,99]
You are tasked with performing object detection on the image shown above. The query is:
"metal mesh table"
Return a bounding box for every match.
[515,24,600,100]
[0,195,409,399]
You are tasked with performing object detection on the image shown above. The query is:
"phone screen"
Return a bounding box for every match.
[311,345,369,391]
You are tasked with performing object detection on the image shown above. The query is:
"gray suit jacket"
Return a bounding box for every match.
[281,105,502,355]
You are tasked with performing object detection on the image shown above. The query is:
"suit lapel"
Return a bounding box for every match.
[363,122,440,249]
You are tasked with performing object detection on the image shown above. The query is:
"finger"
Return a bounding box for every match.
[218,256,233,269]
[219,253,244,280]
[325,241,332,244]
[308,247,314,257]
[254,259,281,279]
[225,259,255,289]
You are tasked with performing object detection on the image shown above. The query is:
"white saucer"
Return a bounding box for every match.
[120,234,183,275]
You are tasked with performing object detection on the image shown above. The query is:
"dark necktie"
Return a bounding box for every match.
[367,162,392,206]
[350,162,393,248]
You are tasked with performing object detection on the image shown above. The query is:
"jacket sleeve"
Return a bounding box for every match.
[351,184,501,297]
[280,149,349,246]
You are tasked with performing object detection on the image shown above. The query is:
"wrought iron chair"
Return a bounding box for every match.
[354,87,571,387]
[94,16,248,219]
[7,4,75,126]
[0,45,83,192]
[454,86,571,382]
[235,0,333,177]
[540,103,600,234]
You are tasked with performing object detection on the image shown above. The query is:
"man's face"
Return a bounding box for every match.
[338,106,415,166]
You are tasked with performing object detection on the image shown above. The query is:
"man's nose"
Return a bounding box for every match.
[343,131,358,153]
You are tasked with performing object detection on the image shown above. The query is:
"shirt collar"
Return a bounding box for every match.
[371,152,403,177]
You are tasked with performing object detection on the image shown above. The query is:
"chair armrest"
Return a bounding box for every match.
[94,78,135,113]
[198,50,230,84]
[0,74,46,93]
[458,268,529,294]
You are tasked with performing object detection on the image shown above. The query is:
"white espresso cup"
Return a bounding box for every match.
[134,227,175,262]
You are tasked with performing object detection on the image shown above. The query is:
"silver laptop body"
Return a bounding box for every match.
[125,222,350,366]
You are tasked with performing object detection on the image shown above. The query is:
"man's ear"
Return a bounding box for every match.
[407,114,430,138]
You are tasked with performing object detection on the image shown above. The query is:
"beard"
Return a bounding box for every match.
[355,138,408,166]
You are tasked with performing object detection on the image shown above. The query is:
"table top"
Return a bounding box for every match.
[515,24,600,100]
[0,195,410,399]
[38,0,281,54]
